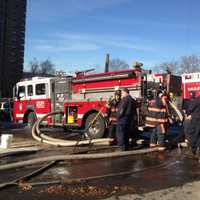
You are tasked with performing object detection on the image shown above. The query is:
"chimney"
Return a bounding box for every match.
[105,54,110,73]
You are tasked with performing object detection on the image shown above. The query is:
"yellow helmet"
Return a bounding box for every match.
[133,61,143,69]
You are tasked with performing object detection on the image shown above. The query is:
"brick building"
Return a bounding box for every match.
[0,0,27,97]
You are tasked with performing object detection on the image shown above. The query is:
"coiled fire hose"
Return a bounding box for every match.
[0,111,162,171]
[32,99,184,147]
[32,111,114,146]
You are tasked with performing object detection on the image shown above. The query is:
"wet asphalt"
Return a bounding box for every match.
[0,122,200,200]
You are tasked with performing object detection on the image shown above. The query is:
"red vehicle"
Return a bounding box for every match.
[13,76,72,126]
[182,72,200,99]
[13,68,181,138]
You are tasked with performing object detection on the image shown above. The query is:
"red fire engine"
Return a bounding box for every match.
[13,68,181,138]
[13,76,71,126]
[182,72,200,99]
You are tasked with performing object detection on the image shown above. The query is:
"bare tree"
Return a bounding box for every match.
[109,58,129,72]
[28,58,40,75]
[40,59,55,75]
[27,58,56,76]
[153,54,200,75]
[153,61,179,74]
[179,54,200,74]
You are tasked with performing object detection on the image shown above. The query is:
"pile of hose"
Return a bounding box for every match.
[32,100,184,147]
[0,111,159,171]
[32,111,114,147]
[0,147,160,171]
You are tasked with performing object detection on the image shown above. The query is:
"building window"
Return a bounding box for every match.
[27,85,33,96]
[36,84,46,95]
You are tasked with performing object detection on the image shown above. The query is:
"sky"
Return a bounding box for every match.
[24,0,200,72]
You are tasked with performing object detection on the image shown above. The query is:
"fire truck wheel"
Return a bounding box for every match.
[85,113,105,139]
[27,112,37,128]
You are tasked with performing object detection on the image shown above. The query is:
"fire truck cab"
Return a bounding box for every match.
[13,76,71,126]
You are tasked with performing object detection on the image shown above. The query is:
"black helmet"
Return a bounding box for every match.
[121,87,129,94]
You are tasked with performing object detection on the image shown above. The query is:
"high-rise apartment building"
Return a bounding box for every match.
[0,0,27,97]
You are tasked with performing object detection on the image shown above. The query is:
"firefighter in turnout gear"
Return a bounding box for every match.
[106,90,121,140]
[145,91,169,151]
[116,88,137,151]
[187,94,200,155]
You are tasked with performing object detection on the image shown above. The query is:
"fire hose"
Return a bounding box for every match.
[0,111,160,171]
[0,158,177,190]
[0,147,160,171]
[72,107,104,153]
[32,99,183,147]
[168,101,183,122]
[0,105,185,172]
[0,161,57,189]
[32,111,114,146]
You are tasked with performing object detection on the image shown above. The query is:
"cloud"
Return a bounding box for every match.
[33,32,157,53]
[106,40,156,52]
[35,42,100,52]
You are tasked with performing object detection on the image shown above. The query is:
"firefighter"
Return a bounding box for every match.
[182,91,196,145]
[116,88,137,151]
[145,90,169,151]
[186,93,200,155]
[106,90,121,140]
[167,92,194,149]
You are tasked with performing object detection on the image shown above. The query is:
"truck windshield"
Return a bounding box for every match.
[18,86,25,98]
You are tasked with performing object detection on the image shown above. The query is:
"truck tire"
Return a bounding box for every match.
[85,113,106,139]
[27,112,37,128]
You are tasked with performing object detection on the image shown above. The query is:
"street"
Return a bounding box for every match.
[0,123,200,200]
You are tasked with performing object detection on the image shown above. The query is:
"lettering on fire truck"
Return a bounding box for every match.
[36,101,45,109]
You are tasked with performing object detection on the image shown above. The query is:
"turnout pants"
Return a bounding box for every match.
[183,119,191,142]
[108,124,117,138]
[150,124,165,146]
[116,123,130,150]
[116,117,137,150]
[167,119,191,148]
[189,118,200,153]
